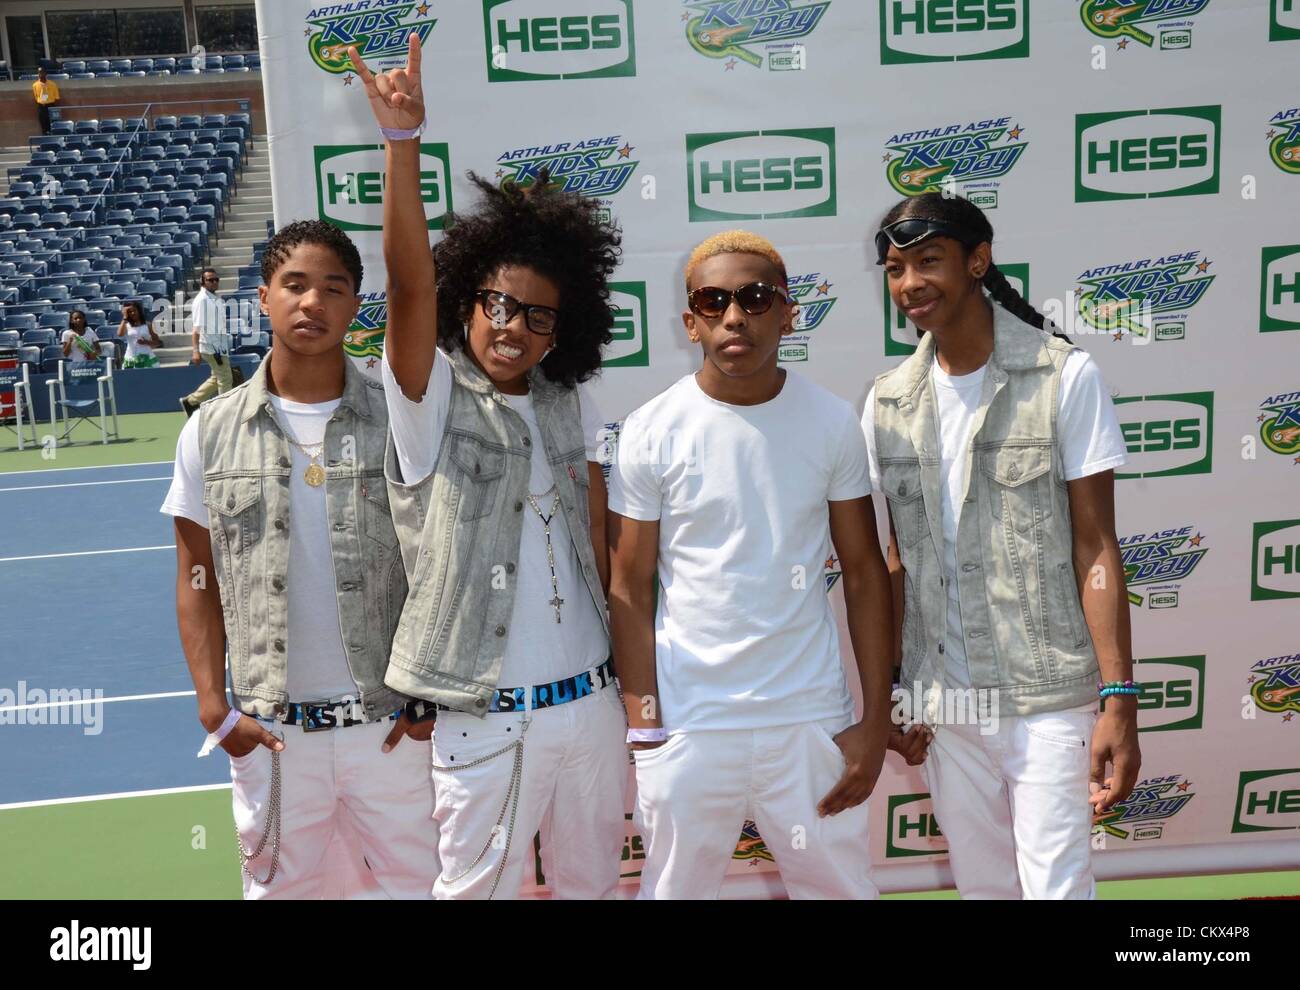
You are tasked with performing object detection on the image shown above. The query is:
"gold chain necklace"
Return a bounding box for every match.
[281,431,326,487]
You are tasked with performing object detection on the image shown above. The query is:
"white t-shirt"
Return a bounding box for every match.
[861,346,1128,689]
[122,323,153,360]
[160,395,359,702]
[61,328,99,363]
[192,287,227,354]
[383,349,608,688]
[607,370,871,733]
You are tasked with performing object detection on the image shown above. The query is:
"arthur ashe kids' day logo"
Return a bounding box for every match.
[1074,250,1215,341]
[1257,389,1300,462]
[1093,774,1195,841]
[1267,106,1300,175]
[494,134,640,225]
[882,116,1028,208]
[344,293,389,362]
[778,271,837,363]
[1248,653,1300,720]
[1078,0,1208,51]
[1119,525,1208,610]
[683,0,830,71]
[304,2,437,74]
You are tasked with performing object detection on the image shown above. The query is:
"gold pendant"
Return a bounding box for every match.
[304,463,326,487]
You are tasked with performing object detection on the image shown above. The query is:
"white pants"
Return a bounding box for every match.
[230,718,439,900]
[633,718,878,900]
[431,684,627,899]
[926,706,1098,899]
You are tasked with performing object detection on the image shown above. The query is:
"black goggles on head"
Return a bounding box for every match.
[874,218,983,265]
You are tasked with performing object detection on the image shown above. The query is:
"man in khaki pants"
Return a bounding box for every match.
[181,269,233,416]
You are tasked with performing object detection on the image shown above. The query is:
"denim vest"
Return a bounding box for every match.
[197,355,409,720]
[873,304,1099,720]
[384,350,609,714]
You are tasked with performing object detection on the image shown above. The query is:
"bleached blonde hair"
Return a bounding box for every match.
[684,230,787,291]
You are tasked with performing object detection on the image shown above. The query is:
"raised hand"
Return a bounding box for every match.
[348,32,425,132]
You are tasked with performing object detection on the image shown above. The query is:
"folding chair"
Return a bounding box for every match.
[0,357,39,449]
[46,358,119,444]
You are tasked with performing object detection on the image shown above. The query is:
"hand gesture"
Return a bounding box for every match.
[348,33,424,132]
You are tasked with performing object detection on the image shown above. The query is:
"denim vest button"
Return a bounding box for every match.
[938,643,945,654]
[278,456,289,468]
[274,518,285,530]
[274,639,284,652]
[523,436,531,447]
[495,625,506,636]
[1008,464,1021,480]
[514,501,523,512]
[226,495,235,509]
[272,578,283,591]
[474,698,486,709]
[898,481,908,496]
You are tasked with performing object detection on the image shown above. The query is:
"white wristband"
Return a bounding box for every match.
[626,727,667,744]
[380,120,425,141]
[197,707,243,757]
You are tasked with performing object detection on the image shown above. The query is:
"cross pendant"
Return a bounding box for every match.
[549,594,565,623]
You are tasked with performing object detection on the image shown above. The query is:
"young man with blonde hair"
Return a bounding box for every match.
[607,231,894,899]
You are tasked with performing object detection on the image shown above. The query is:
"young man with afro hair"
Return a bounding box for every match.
[163,218,440,899]
[352,35,627,899]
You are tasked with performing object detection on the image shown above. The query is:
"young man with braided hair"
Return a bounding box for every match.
[865,192,1140,898]
[163,220,440,899]
[607,230,894,899]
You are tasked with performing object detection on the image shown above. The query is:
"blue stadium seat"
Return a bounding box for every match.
[147,70,171,77]
[58,259,92,276]
[12,213,41,230]
[154,115,177,130]
[103,280,137,298]
[138,146,164,162]
[0,329,23,349]
[63,179,91,196]
[155,58,177,73]
[24,327,58,347]
[63,60,86,74]
[164,144,191,161]
[159,206,189,225]
[74,120,99,134]
[123,177,149,194]
[176,68,200,76]
[42,212,71,229]
[99,118,124,133]
[69,211,98,226]
[131,58,154,72]
[28,151,56,167]
[37,284,71,302]
[40,345,64,372]
[97,71,122,79]
[137,279,167,298]
[137,193,166,210]
[178,114,202,129]
[70,73,96,80]
[222,56,245,69]
[121,71,146,78]
[109,59,132,73]
[104,209,133,226]
[4,314,38,333]
[133,208,161,225]
[0,198,22,217]
[50,120,74,135]
[247,53,261,70]
[37,311,69,331]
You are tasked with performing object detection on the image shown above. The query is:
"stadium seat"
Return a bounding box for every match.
[63,60,86,74]
[138,146,164,162]
[50,120,74,135]
[42,213,71,229]
[11,213,41,231]
[147,70,171,77]
[137,279,167,298]
[155,58,177,73]
[154,115,178,130]
[133,208,161,225]
[109,59,132,73]
[40,345,64,372]
[4,314,38,333]
[131,58,154,72]
[74,120,99,134]
[58,259,92,276]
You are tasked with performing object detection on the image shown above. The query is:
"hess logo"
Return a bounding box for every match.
[686,128,836,221]
[314,144,451,231]
[885,792,948,858]
[880,0,1028,63]
[1075,106,1220,201]
[1261,245,1300,333]
[1114,392,1213,479]
[484,0,636,81]
[1133,656,1204,733]
[1252,519,1300,601]
[603,281,649,367]
[1233,769,1300,833]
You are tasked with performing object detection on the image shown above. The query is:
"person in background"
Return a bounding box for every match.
[119,300,163,368]
[60,309,100,363]
[32,67,60,136]
[181,268,233,417]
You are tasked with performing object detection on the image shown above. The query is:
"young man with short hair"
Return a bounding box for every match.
[607,231,895,899]
[181,268,233,416]
[163,220,439,899]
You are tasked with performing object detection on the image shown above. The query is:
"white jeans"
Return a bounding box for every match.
[925,706,1098,899]
[230,718,439,899]
[431,685,627,899]
[633,717,878,900]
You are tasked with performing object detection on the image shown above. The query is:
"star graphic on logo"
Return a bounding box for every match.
[1117,37,1129,49]
[617,143,634,159]
[1112,331,1124,342]
[1267,129,1278,140]
[1176,780,1191,792]
[725,58,737,71]
[824,557,836,570]
[304,28,311,37]
[1259,413,1268,422]
[1007,124,1024,141]
[1285,712,1295,722]
[1294,455,1300,465]
[343,73,354,86]
[682,10,690,21]
[1248,674,1257,683]
[1188,533,1204,547]
[816,281,832,296]
[495,168,505,179]
[881,152,892,163]
[416,1,430,15]
[366,357,377,369]
[1195,258,1211,273]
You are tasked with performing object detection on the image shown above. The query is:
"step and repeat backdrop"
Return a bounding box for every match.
[255,0,1300,894]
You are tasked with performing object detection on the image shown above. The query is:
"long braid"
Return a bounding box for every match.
[880,193,1071,342]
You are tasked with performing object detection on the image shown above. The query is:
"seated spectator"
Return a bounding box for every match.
[61,309,101,363]
[119,300,163,368]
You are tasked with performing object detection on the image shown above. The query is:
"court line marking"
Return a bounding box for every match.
[0,783,231,812]
[0,459,174,477]
[0,476,172,493]
[0,689,195,713]
[0,545,175,563]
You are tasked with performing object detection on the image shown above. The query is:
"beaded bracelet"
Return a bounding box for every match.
[1099,679,1137,691]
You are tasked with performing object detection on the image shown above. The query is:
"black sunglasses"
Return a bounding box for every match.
[874,218,982,265]
[474,289,560,336]
[687,281,792,319]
